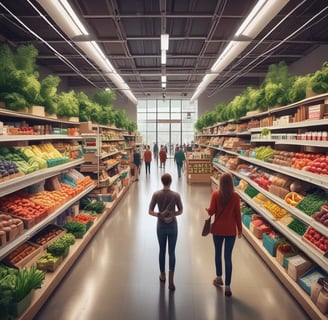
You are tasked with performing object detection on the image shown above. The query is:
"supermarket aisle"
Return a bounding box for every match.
[35,159,310,320]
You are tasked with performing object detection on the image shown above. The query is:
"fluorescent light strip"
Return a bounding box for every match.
[161,50,167,65]
[191,0,289,102]
[161,34,169,51]
[235,0,266,37]
[58,0,89,35]
[161,75,167,83]
[37,0,137,104]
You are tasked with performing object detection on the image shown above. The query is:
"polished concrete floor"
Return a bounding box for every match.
[35,159,310,320]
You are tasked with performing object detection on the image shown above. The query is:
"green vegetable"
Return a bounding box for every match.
[47,238,70,257]
[13,266,45,302]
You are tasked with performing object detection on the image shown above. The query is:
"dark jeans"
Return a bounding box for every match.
[157,224,178,272]
[213,235,236,285]
[145,162,150,174]
[176,162,183,177]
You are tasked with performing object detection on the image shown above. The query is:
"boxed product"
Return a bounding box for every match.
[262,232,282,257]
[311,278,328,314]
[287,254,313,281]
[307,104,327,120]
[298,268,327,295]
[276,243,298,266]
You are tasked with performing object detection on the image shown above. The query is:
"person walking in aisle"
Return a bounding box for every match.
[143,145,152,175]
[206,172,242,297]
[153,142,158,161]
[132,147,141,181]
[159,145,167,169]
[148,173,183,291]
[174,146,186,178]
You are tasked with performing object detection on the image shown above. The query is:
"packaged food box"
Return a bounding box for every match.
[298,268,327,295]
[287,254,313,281]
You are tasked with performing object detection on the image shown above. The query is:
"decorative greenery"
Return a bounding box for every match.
[288,74,311,103]
[56,90,79,117]
[310,61,328,94]
[40,75,61,114]
[262,61,294,107]
[195,111,218,131]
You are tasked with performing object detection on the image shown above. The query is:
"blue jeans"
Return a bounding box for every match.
[213,235,236,285]
[177,162,183,177]
[157,224,178,272]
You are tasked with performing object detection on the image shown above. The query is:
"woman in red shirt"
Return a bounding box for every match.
[206,172,242,297]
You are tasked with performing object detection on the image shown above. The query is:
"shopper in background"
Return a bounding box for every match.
[159,145,167,169]
[132,148,141,181]
[143,145,152,175]
[206,172,242,297]
[174,146,186,178]
[148,173,183,291]
[153,142,158,161]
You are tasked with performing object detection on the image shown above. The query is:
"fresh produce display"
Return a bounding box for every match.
[12,265,45,303]
[312,205,328,227]
[0,214,24,246]
[47,237,70,257]
[72,214,96,230]
[0,159,20,180]
[0,147,38,174]
[4,242,41,267]
[296,189,328,216]
[303,227,328,254]
[263,200,288,219]
[0,194,48,227]
[0,264,17,307]
[284,192,304,206]
[0,264,44,313]
[252,193,269,205]
[251,146,275,161]
[304,155,328,176]
[63,221,87,238]
[250,172,272,190]
[269,150,294,167]
[30,224,66,248]
[80,196,106,213]
[36,253,62,272]
[287,219,308,236]
[244,185,259,198]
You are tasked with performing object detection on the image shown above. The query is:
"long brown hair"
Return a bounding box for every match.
[219,172,234,206]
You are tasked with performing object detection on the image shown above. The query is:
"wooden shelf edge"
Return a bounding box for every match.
[242,227,328,320]
[18,183,131,320]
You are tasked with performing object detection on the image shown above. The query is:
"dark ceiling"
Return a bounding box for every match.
[0,0,327,102]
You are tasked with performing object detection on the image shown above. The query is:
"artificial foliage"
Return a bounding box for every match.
[195,60,328,131]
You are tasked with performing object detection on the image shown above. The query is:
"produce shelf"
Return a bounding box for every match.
[17,183,131,320]
[233,169,328,237]
[238,191,327,271]
[0,159,85,197]
[238,155,328,190]
[242,226,327,320]
[0,184,95,260]
[0,134,82,142]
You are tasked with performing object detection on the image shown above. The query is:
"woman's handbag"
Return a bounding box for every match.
[201,216,211,236]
